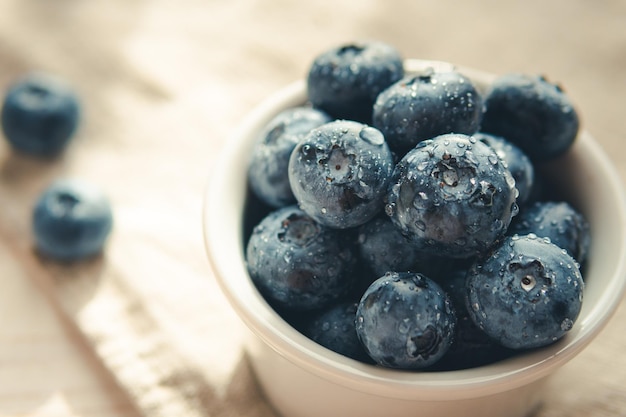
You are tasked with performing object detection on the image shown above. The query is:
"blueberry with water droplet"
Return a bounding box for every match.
[509,201,590,264]
[303,301,372,362]
[431,267,517,370]
[248,106,331,208]
[355,271,456,369]
[307,41,404,124]
[246,205,358,310]
[288,120,394,229]
[372,69,483,156]
[386,133,518,258]
[466,234,584,349]
[474,132,535,206]
[356,216,423,278]
[481,73,580,161]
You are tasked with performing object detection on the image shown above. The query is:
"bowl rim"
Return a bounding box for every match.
[203,59,626,401]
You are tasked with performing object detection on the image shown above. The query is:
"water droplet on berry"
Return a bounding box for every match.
[359,126,385,146]
[561,318,574,331]
[488,154,500,165]
[398,318,411,334]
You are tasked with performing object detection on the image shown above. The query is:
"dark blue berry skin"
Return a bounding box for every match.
[303,301,371,363]
[481,73,580,161]
[245,206,357,311]
[385,133,518,259]
[307,41,404,124]
[509,201,591,264]
[2,72,80,156]
[248,107,331,208]
[33,179,113,261]
[474,132,535,206]
[372,69,483,156]
[432,268,515,370]
[288,120,395,229]
[356,216,422,278]
[466,234,584,350]
[355,272,456,370]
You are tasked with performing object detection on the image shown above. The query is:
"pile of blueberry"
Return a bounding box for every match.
[244,41,589,371]
[1,72,113,261]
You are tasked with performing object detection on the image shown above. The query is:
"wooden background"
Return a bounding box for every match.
[0,0,625,416]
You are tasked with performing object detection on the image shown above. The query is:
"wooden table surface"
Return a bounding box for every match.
[1,1,625,416]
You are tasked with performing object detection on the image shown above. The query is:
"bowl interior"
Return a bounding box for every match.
[203,60,626,400]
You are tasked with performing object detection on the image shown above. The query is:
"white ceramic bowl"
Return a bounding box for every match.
[203,60,626,417]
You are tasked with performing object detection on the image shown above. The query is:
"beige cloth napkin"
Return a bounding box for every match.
[41,239,278,417]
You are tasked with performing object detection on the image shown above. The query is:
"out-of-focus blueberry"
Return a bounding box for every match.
[248,106,331,208]
[481,73,579,161]
[303,301,372,363]
[509,201,590,264]
[385,133,518,259]
[33,178,113,261]
[307,41,404,124]
[355,271,456,370]
[289,120,394,229]
[373,69,483,156]
[2,72,80,156]
[466,234,584,350]
[245,206,357,311]
[474,132,535,206]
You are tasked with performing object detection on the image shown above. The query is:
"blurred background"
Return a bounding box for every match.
[0,0,625,416]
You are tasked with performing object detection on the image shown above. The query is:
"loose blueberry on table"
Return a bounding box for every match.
[33,178,113,261]
[1,72,80,156]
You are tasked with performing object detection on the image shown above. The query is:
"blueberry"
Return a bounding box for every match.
[248,106,331,208]
[372,69,483,156]
[466,234,584,350]
[481,73,579,161]
[2,72,80,156]
[307,41,404,123]
[355,271,456,370]
[303,301,371,362]
[356,216,422,278]
[288,120,394,229]
[385,133,518,259]
[509,201,590,264]
[433,268,515,370]
[33,178,113,261]
[245,205,357,311]
[474,132,535,206]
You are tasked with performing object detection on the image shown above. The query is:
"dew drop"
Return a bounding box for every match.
[561,318,574,331]
[359,126,385,146]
